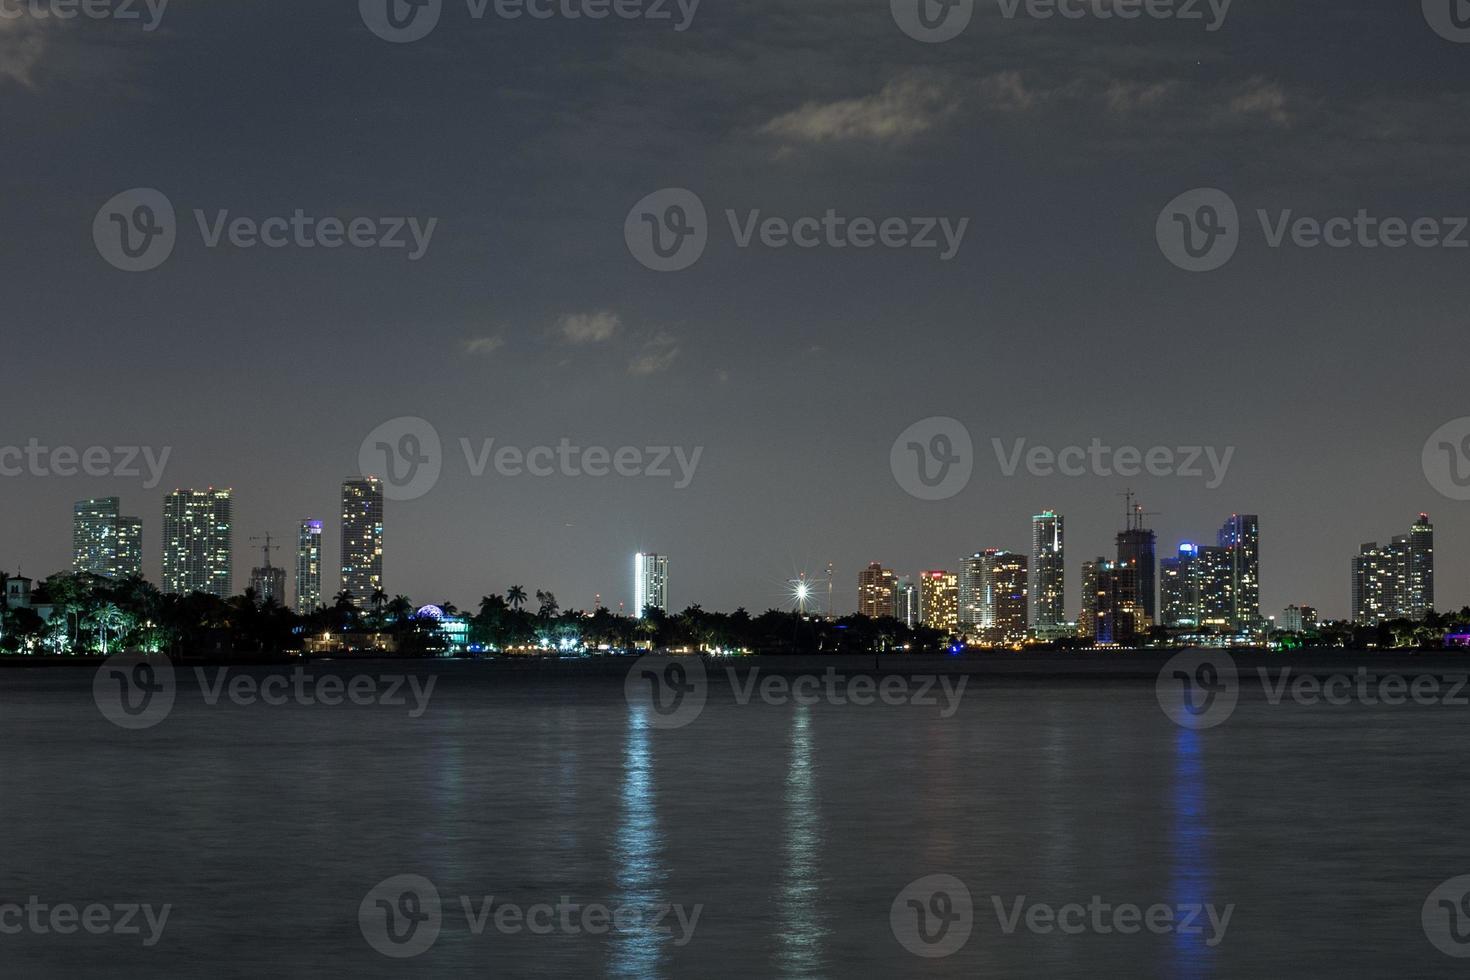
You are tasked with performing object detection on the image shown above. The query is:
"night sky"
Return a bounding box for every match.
[3,0,1468,620]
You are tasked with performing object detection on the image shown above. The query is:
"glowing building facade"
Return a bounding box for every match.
[635,552,669,617]
[162,489,233,597]
[296,519,323,613]
[73,497,143,580]
[341,478,384,607]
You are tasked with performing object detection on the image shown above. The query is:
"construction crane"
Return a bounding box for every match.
[249,533,280,570]
[1118,489,1161,531]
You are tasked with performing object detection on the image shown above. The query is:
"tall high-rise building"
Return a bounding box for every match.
[162,489,233,597]
[1352,543,1394,625]
[296,520,323,613]
[857,562,897,619]
[115,517,142,579]
[340,478,384,606]
[919,570,959,634]
[634,552,669,617]
[1031,511,1066,637]
[1159,541,1234,632]
[980,550,1029,642]
[1352,514,1435,624]
[1159,543,1200,628]
[894,579,918,628]
[1116,497,1157,625]
[1218,514,1261,631]
[1081,557,1143,645]
[249,565,287,606]
[1407,513,1435,619]
[959,553,985,629]
[72,497,143,579]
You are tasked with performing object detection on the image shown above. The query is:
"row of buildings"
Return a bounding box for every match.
[68,478,385,612]
[858,505,1270,645]
[858,506,1439,643]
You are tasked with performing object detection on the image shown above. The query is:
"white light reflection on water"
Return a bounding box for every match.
[774,706,829,977]
[611,706,668,978]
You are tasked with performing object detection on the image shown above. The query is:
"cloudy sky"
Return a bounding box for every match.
[3,0,1469,620]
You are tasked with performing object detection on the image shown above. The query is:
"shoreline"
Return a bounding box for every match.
[5,648,1469,681]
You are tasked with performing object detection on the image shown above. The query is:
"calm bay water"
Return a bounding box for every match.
[2,658,1468,978]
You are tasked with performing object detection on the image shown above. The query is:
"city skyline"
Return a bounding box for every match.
[2,482,1458,623]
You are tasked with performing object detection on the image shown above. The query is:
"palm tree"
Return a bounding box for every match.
[387,594,415,624]
[507,586,527,611]
[86,603,129,656]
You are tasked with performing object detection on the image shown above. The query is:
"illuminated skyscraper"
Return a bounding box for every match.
[959,553,985,629]
[634,552,669,617]
[1159,543,1200,628]
[341,478,384,606]
[919,570,959,634]
[296,519,323,613]
[981,550,1028,643]
[1116,497,1157,625]
[894,579,918,628]
[115,517,142,579]
[73,497,143,579]
[1218,514,1261,630]
[857,562,897,619]
[1080,557,1142,645]
[162,489,233,597]
[1407,513,1435,619]
[1352,514,1434,624]
[960,549,1028,642]
[1031,511,1065,637]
